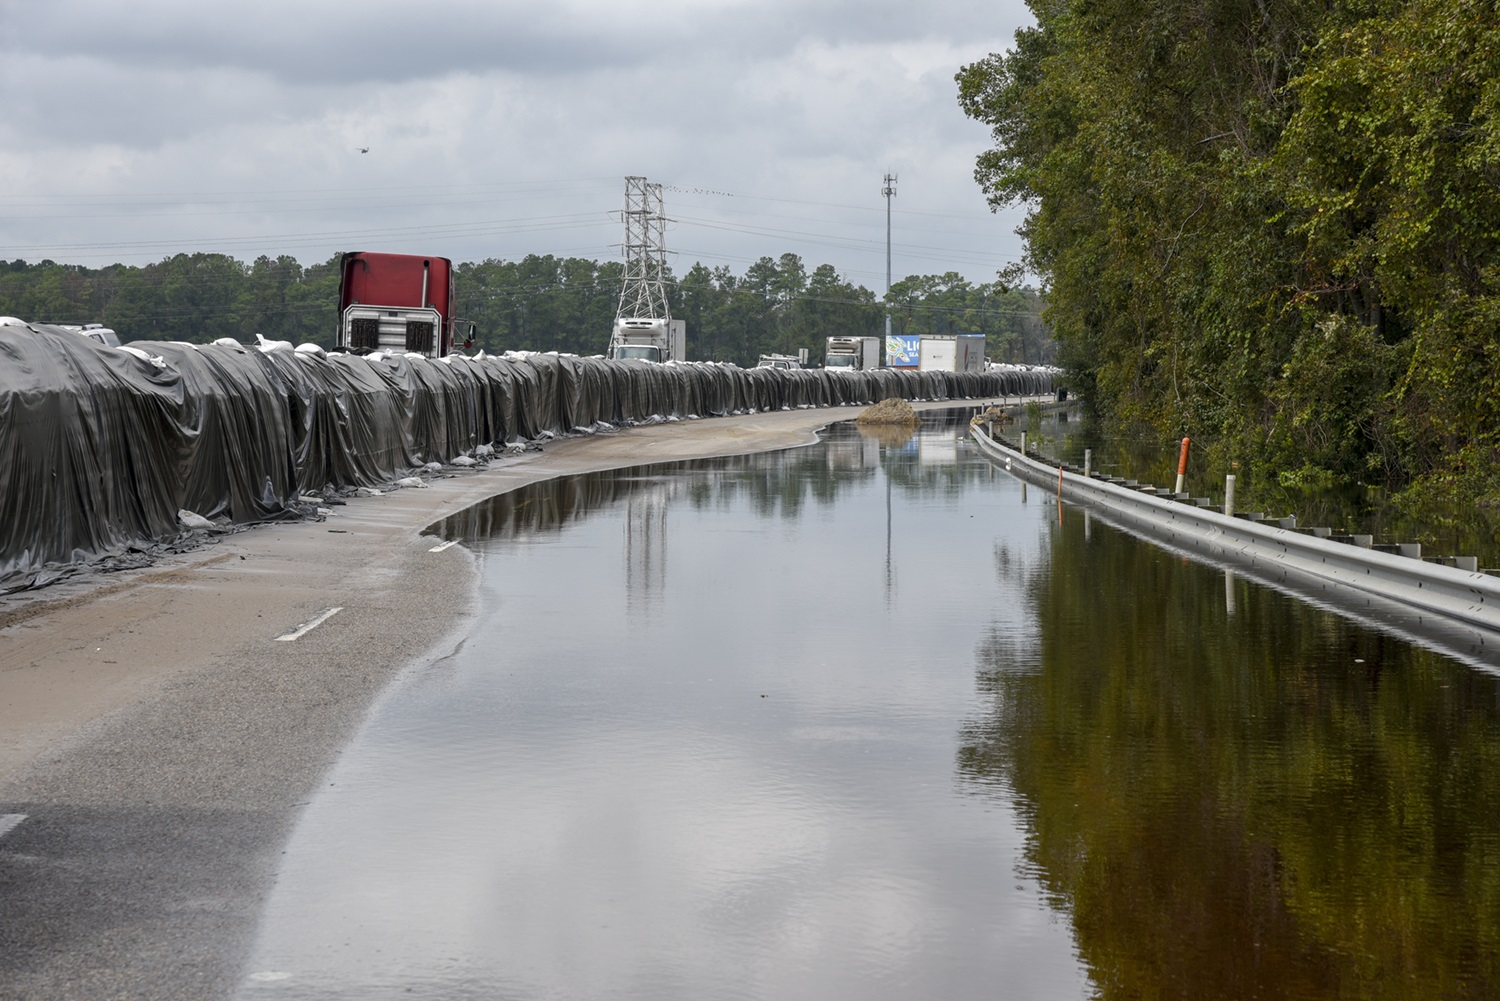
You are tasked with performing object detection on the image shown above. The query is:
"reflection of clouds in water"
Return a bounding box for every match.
[239,439,1087,999]
[786,724,891,743]
[245,729,1082,999]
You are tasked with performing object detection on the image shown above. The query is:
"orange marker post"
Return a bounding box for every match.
[1175,437,1191,495]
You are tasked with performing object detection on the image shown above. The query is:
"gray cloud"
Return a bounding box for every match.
[0,0,1034,284]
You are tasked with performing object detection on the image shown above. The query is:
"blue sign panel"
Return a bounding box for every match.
[886,334,920,368]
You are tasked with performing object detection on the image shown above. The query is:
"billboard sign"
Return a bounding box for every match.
[886,334,921,368]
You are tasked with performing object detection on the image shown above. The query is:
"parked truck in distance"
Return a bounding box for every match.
[917,334,985,373]
[823,336,880,371]
[337,252,473,358]
[608,317,686,363]
[756,349,809,370]
[41,322,121,348]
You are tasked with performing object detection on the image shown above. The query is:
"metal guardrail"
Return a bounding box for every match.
[972,425,1500,661]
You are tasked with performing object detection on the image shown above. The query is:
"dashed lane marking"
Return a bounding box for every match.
[428,539,459,553]
[0,814,27,840]
[274,607,343,642]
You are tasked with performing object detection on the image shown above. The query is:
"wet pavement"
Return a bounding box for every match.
[233,416,1500,1000]
[0,406,873,1001]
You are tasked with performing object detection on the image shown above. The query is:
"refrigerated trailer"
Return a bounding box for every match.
[608,317,686,363]
[824,336,881,370]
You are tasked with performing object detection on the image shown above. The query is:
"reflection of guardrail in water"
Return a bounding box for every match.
[972,425,1500,648]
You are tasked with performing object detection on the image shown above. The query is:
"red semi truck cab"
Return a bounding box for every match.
[337,252,466,357]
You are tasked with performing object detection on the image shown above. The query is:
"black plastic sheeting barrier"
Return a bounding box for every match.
[0,324,1057,591]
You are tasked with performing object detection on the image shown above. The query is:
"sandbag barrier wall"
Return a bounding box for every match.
[0,326,1056,590]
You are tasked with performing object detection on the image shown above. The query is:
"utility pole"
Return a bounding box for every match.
[882,173,897,341]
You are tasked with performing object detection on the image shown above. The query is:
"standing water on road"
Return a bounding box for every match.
[238,416,1500,1001]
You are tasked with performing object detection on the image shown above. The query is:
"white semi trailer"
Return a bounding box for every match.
[917,334,985,373]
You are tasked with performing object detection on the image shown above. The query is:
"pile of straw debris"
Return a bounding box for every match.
[856,398,921,426]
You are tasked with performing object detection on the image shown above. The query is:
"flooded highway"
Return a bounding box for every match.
[234,416,1500,1000]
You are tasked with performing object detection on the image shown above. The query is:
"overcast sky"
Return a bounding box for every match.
[0,0,1033,290]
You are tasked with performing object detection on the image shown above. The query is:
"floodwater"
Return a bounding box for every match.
[237,416,1500,1001]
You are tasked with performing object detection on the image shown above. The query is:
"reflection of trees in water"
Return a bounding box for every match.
[959,515,1500,1000]
[877,424,1000,500]
[429,413,1000,543]
[427,469,667,542]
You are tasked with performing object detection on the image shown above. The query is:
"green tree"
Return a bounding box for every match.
[802,263,882,346]
[957,0,1500,502]
[0,249,1023,369]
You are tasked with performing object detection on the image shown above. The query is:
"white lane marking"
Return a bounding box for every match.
[275,607,343,642]
[428,539,459,553]
[0,814,27,840]
[248,972,292,982]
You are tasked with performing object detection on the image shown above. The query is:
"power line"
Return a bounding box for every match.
[0,176,1023,279]
[0,215,614,259]
[1,255,1040,304]
[0,177,622,206]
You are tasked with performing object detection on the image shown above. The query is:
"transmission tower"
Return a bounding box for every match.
[616,176,671,321]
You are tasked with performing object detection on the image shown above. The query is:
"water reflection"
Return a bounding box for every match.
[624,485,669,616]
[429,417,987,548]
[961,512,1500,999]
[238,414,1500,1001]
[239,417,1088,1001]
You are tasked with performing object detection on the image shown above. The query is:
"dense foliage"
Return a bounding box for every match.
[0,252,1052,369]
[958,0,1500,501]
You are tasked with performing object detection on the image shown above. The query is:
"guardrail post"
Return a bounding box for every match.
[1224,474,1236,518]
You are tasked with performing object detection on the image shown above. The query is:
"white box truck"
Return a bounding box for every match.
[824,335,881,371]
[608,317,686,363]
[917,334,985,373]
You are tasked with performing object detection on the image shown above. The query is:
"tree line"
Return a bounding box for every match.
[958,0,1500,503]
[0,252,1052,368]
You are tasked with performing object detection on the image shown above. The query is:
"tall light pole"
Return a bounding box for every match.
[882,173,897,341]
